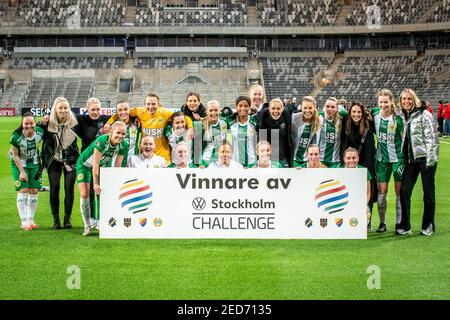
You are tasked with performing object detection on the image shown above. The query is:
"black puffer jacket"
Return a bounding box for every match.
[181,103,207,121]
[256,108,293,166]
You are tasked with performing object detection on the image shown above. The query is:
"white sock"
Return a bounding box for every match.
[80,198,91,229]
[396,196,402,225]
[17,193,28,226]
[377,193,387,224]
[27,194,38,225]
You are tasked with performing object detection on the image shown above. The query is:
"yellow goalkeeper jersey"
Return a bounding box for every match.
[108,107,192,162]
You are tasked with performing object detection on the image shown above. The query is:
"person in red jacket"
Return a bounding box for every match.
[426,101,433,114]
[437,100,445,135]
[444,101,450,138]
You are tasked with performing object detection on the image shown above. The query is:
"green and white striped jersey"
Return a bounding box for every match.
[292,113,322,163]
[319,115,341,164]
[319,110,347,164]
[9,126,44,168]
[164,124,192,163]
[125,122,140,158]
[372,108,404,163]
[226,115,259,167]
[77,134,129,169]
[199,119,228,165]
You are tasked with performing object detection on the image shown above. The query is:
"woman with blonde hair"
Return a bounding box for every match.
[291,96,322,167]
[41,97,79,229]
[256,98,293,167]
[249,83,268,115]
[249,140,283,168]
[397,89,439,236]
[74,97,111,228]
[319,97,347,168]
[127,135,166,168]
[76,121,129,236]
[198,100,228,166]
[371,89,405,233]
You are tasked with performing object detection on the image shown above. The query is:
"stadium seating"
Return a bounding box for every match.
[135,57,247,70]
[427,0,450,23]
[345,0,434,25]
[9,57,124,69]
[260,56,333,101]
[258,0,341,26]
[0,4,7,17]
[16,0,125,27]
[316,52,450,108]
[135,0,247,26]
[23,77,94,109]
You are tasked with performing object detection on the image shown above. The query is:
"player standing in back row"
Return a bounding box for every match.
[372,89,405,233]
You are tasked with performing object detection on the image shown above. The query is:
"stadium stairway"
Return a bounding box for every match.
[247,5,257,27]
[401,53,427,73]
[418,0,444,23]
[125,5,136,24]
[310,54,345,98]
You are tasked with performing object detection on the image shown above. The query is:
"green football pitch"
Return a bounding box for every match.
[0,116,449,300]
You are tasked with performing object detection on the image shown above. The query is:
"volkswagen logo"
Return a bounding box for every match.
[192,197,206,210]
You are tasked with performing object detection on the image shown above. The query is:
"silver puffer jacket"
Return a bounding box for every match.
[403,106,439,167]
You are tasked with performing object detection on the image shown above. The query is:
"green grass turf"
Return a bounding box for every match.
[0,116,449,300]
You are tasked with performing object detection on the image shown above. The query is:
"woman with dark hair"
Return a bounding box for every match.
[341,101,377,229]
[397,89,439,236]
[256,98,293,167]
[225,96,259,167]
[180,92,207,121]
[41,97,79,229]
[164,111,192,163]
[9,112,44,231]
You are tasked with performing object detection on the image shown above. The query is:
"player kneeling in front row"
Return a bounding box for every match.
[207,141,243,169]
[296,144,327,169]
[76,121,129,236]
[127,135,166,168]
[9,112,43,231]
[168,141,198,169]
[341,147,372,227]
[248,140,283,168]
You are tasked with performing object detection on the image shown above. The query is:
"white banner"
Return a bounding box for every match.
[99,168,367,239]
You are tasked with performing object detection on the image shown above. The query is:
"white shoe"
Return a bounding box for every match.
[396,228,412,235]
[90,219,97,229]
[421,224,434,236]
[83,227,92,236]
